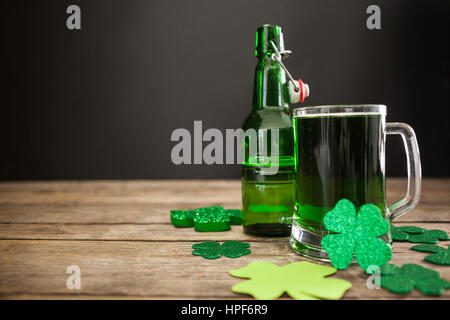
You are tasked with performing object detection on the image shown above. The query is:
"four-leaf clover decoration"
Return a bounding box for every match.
[321,199,391,271]
[192,241,251,259]
[377,263,450,296]
[229,261,352,300]
[411,244,450,265]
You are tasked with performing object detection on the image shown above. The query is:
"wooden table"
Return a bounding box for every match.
[0,178,448,300]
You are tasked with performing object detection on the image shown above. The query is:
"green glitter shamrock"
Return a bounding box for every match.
[321,199,391,271]
[193,210,231,232]
[170,206,243,230]
[411,244,450,265]
[225,209,242,225]
[390,224,449,243]
[376,263,450,296]
[170,210,195,227]
[191,206,231,232]
[229,261,352,300]
[192,241,251,259]
[170,206,224,228]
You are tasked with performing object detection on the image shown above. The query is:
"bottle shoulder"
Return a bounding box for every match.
[242,107,293,130]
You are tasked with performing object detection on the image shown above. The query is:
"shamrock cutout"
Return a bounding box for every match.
[407,229,449,243]
[321,199,391,271]
[230,261,351,300]
[225,209,242,225]
[170,206,243,230]
[170,206,224,228]
[170,210,195,227]
[390,225,424,241]
[192,241,251,259]
[193,207,231,232]
[376,263,450,296]
[411,244,450,265]
[390,224,449,243]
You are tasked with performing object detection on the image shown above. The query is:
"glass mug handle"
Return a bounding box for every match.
[386,123,422,221]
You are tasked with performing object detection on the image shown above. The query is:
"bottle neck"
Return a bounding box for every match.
[252,56,288,110]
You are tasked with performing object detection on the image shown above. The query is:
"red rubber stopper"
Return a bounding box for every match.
[298,79,306,103]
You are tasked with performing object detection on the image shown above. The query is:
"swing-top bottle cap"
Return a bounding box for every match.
[288,79,310,104]
[255,24,285,58]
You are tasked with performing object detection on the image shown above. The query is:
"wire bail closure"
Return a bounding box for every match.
[270,41,300,92]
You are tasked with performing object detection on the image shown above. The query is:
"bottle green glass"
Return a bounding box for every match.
[241,25,296,236]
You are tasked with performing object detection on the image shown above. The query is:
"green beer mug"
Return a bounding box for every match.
[290,105,421,259]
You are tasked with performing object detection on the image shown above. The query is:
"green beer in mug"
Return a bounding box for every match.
[290,105,421,259]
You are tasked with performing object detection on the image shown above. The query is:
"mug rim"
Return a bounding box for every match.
[293,104,387,118]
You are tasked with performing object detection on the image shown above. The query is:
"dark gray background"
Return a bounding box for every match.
[2,0,449,180]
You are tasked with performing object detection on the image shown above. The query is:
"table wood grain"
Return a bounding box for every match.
[0,178,449,300]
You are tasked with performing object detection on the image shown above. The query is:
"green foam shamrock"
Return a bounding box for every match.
[390,225,424,241]
[376,263,450,296]
[192,241,251,259]
[411,244,450,265]
[321,199,391,271]
[408,230,449,243]
[390,224,449,243]
[229,261,351,300]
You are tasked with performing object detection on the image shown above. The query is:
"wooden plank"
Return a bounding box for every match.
[0,222,448,242]
[0,240,448,300]
[0,202,447,224]
[0,179,448,224]
[0,179,448,205]
[0,179,448,300]
[0,203,239,224]
[0,180,241,205]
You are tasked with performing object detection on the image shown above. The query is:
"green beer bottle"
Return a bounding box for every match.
[241,25,297,236]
